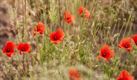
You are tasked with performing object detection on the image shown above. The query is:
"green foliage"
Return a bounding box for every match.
[0,0,137,80]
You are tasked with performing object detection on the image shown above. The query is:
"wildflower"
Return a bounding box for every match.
[97,44,114,61]
[69,67,80,80]
[2,41,15,57]
[78,6,85,16]
[64,11,74,24]
[132,34,137,45]
[78,6,90,19]
[117,70,134,80]
[85,9,90,19]
[34,22,45,35]
[119,37,132,52]
[17,42,31,54]
[50,28,64,44]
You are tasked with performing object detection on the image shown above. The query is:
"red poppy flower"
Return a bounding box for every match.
[119,38,132,52]
[132,34,137,45]
[97,44,114,61]
[78,6,84,16]
[34,22,45,35]
[68,67,80,80]
[85,9,90,19]
[64,11,74,24]
[117,70,134,80]
[50,28,64,44]
[17,42,31,54]
[2,41,15,57]
[78,6,90,19]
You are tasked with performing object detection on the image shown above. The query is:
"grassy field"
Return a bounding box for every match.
[0,0,137,80]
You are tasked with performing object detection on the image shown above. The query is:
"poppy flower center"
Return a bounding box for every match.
[53,35,58,40]
[6,48,11,52]
[124,44,129,48]
[102,52,107,57]
[67,17,71,20]
[21,47,26,51]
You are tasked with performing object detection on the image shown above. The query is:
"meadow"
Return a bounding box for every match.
[0,0,137,80]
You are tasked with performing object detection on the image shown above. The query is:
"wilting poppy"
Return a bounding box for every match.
[117,70,134,80]
[34,22,45,35]
[132,34,137,45]
[78,6,90,19]
[2,41,15,57]
[68,67,80,80]
[97,44,114,61]
[119,37,132,52]
[17,42,31,54]
[64,11,74,24]
[50,28,64,44]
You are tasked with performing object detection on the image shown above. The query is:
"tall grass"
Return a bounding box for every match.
[0,0,137,80]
